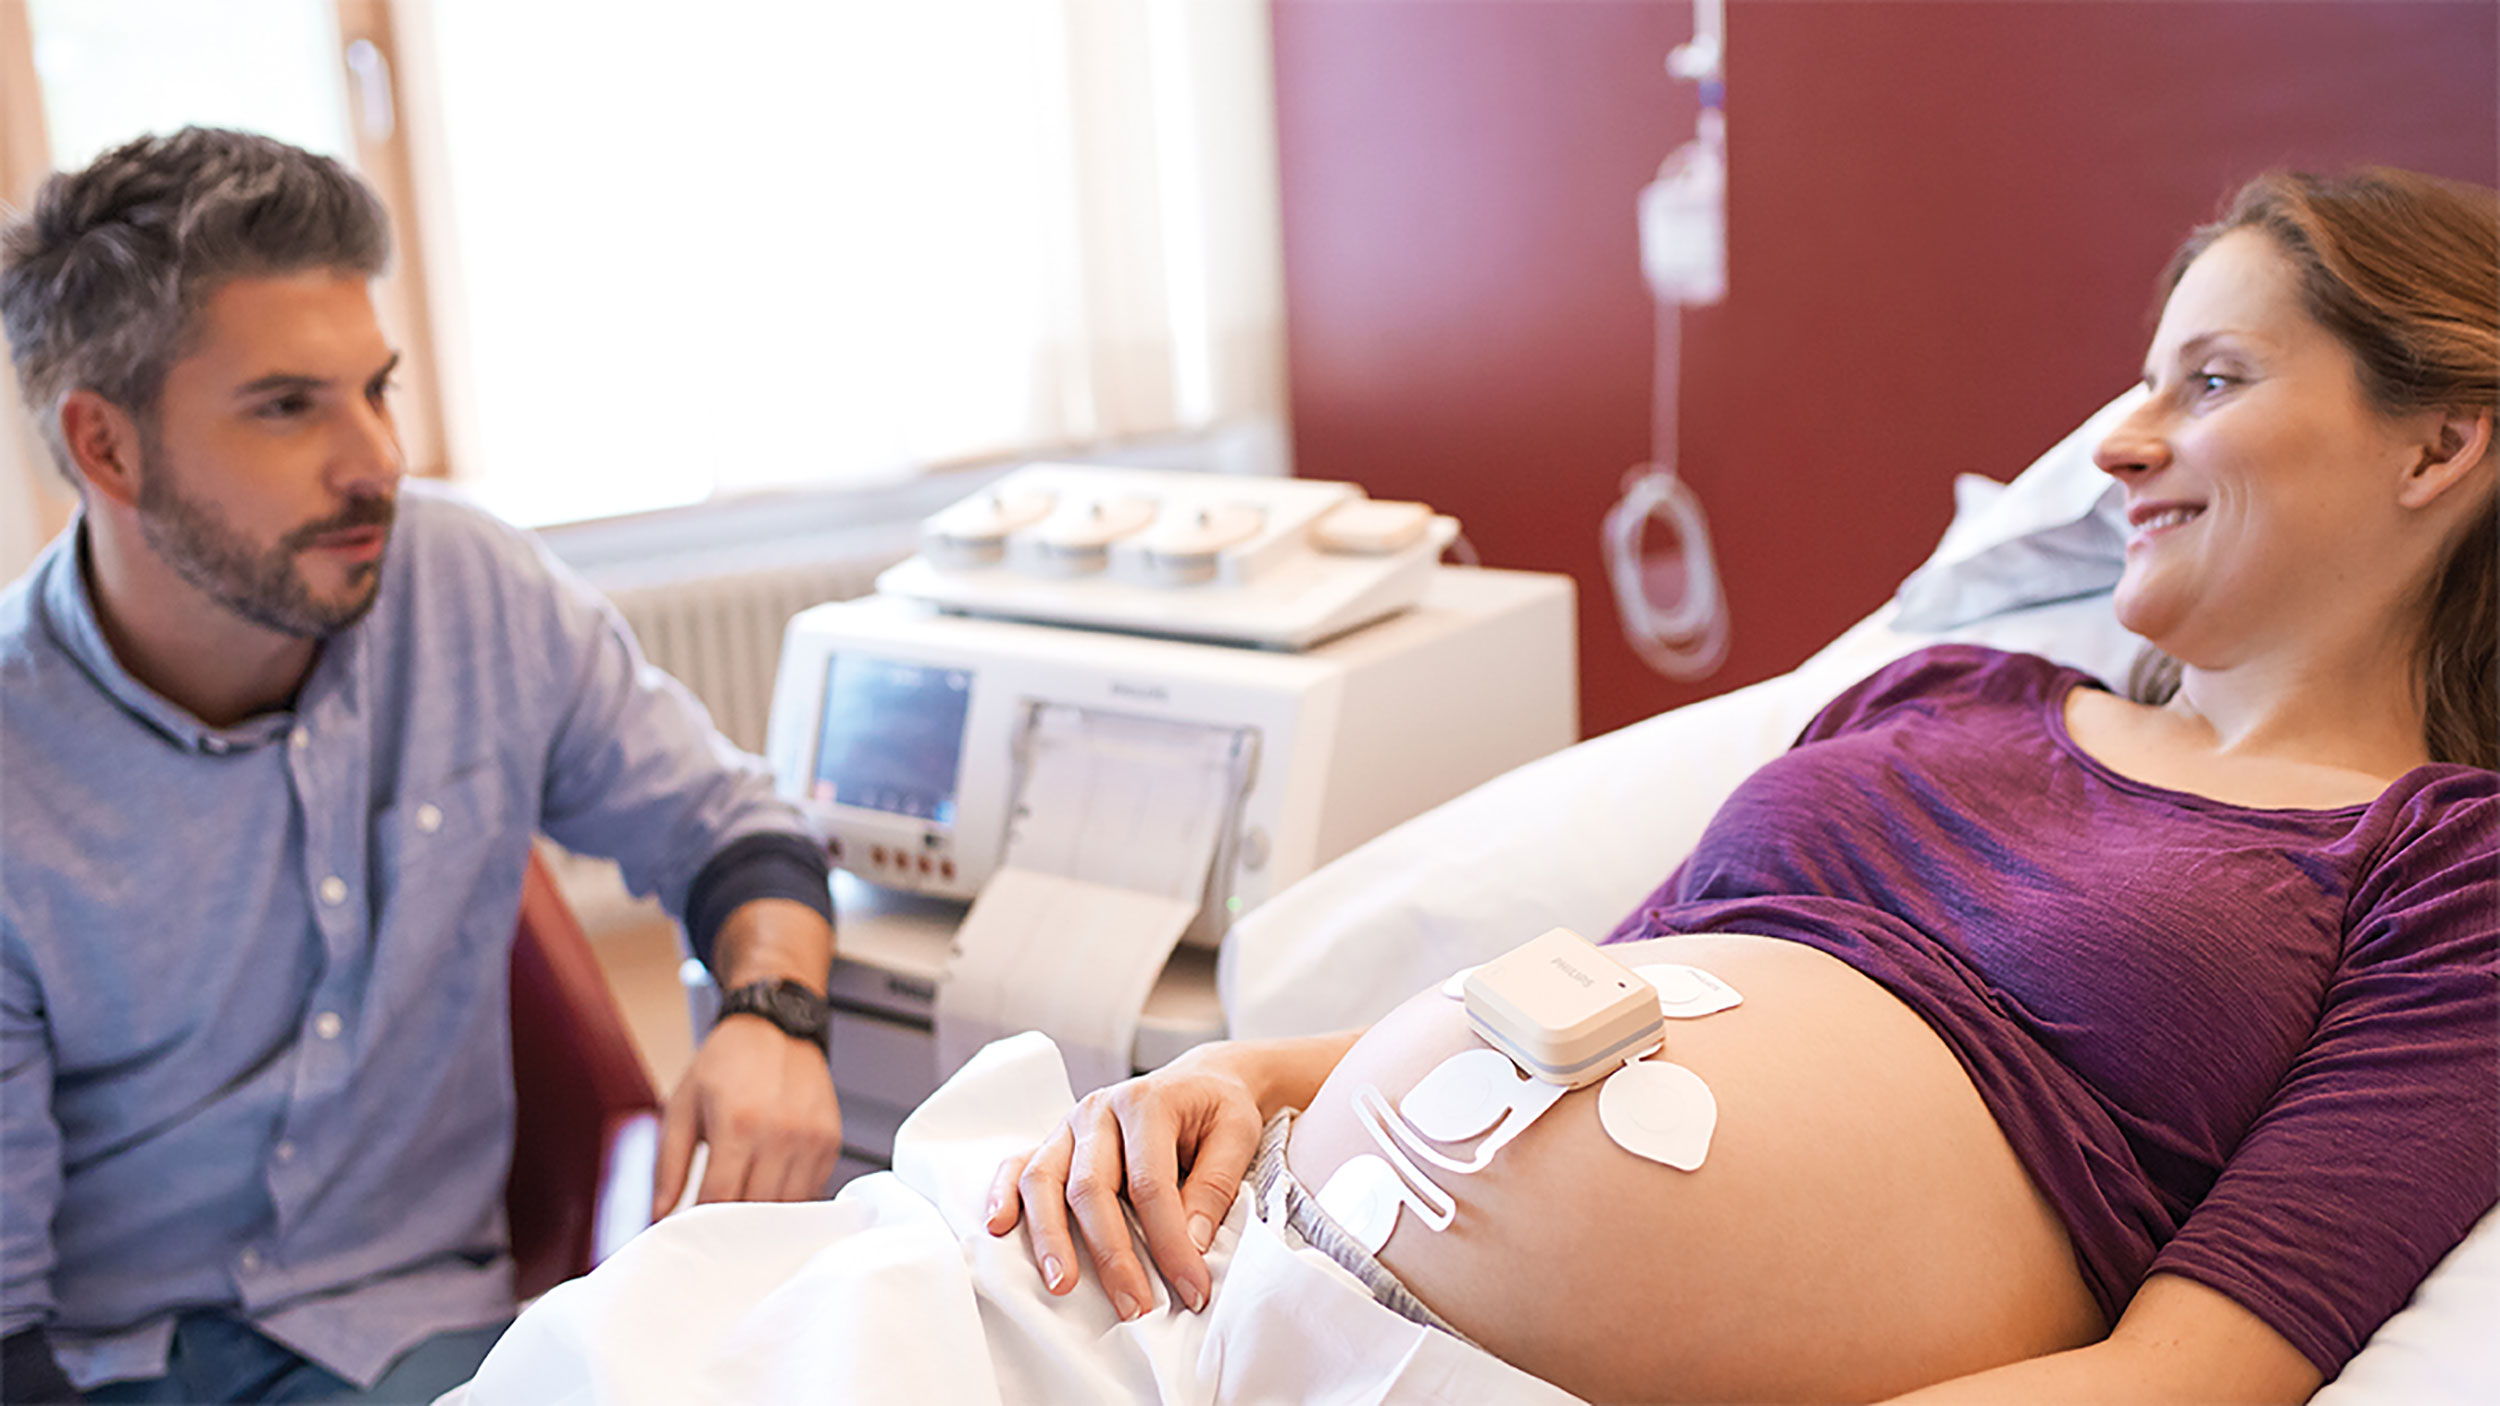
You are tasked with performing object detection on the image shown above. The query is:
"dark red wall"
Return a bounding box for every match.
[1273,0,2499,737]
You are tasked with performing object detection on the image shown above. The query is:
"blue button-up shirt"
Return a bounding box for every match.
[0,486,807,1389]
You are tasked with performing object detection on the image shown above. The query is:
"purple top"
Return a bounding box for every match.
[1606,645,2498,1376]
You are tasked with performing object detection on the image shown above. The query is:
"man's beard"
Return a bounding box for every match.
[133,455,395,640]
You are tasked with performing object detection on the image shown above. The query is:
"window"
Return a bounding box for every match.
[0,0,1284,553]
[32,0,356,163]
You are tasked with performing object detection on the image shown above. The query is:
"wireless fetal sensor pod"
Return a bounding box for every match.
[1463,928,1668,1087]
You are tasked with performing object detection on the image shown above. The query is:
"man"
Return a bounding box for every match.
[0,129,844,1402]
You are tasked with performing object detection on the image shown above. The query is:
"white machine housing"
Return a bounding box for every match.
[764,568,1576,952]
[757,567,1575,1176]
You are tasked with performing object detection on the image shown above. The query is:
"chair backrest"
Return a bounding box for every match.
[507,852,662,1300]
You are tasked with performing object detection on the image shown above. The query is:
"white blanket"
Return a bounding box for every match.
[453,1033,1579,1406]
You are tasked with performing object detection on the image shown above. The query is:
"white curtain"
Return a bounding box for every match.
[419,0,1287,526]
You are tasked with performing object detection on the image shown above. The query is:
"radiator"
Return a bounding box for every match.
[544,552,901,936]
[602,556,899,755]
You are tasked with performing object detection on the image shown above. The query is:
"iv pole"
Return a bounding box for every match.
[1604,0,1730,682]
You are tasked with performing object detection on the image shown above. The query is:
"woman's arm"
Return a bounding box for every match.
[1883,1274,2322,1404]
[984,1030,1362,1321]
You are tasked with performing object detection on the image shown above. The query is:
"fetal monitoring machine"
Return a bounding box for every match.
[758,465,1576,1172]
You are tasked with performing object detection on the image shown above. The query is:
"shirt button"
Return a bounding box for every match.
[204,738,230,755]
[319,876,348,906]
[274,1140,297,1163]
[290,726,310,750]
[313,1012,343,1041]
[415,803,443,834]
[238,1247,262,1273]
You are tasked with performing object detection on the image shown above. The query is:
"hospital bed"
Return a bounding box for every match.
[453,392,2496,1405]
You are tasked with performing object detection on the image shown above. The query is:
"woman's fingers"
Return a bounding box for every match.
[1113,1088,1201,1311]
[996,1060,1267,1317]
[986,1150,1031,1235]
[1064,1095,1159,1319]
[1176,1099,1263,1257]
[1013,1125,1082,1294]
[1118,1085,1244,1313]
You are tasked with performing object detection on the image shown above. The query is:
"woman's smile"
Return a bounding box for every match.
[2125,500,2206,549]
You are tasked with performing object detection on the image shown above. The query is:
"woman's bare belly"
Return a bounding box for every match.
[1285,933,2106,1404]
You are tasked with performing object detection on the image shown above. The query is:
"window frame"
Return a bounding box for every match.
[2,0,75,549]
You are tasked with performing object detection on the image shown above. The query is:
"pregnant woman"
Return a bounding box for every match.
[990,166,2499,1404]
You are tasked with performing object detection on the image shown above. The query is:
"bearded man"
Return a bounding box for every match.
[0,129,845,1404]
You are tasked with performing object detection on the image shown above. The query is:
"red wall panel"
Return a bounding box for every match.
[1273,0,2499,737]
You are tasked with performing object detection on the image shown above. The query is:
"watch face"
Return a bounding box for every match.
[725,981,830,1046]
[772,987,827,1030]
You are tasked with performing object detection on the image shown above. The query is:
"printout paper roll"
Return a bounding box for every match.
[935,703,1247,1093]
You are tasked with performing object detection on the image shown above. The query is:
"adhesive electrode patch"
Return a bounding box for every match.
[1386,1054,1569,1175]
[1597,1057,1718,1171]
[1438,965,1482,1000]
[1399,1047,1526,1142]
[1324,1085,1459,1254]
[1633,963,1743,1018]
[1315,1153,1411,1256]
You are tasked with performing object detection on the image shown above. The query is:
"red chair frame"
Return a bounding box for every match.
[506,854,662,1300]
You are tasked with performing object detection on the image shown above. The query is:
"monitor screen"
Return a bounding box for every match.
[808,654,973,824]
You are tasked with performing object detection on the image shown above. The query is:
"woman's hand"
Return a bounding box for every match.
[984,1030,1361,1319]
[984,1042,1269,1320]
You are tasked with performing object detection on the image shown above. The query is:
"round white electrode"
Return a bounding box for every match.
[1644,964,1705,1004]
[1597,1058,1718,1171]
[1316,1153,1407,1255]
[1439,965,1482,1001]
[1399,1047,1522,1143]
[1634,962,1743,1019]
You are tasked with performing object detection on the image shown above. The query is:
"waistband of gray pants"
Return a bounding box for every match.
[1246,1110,1476,1345]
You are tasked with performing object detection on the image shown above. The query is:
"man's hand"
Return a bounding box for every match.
[652,895,844,1217]
[652,1012,844,1215]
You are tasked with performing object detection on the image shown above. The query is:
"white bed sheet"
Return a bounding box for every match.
[449,1033,1578,1406]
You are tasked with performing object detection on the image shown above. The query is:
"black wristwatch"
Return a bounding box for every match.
[716,979,832,1053]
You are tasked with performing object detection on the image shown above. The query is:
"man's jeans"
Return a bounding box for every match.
[84,1313,509,1405]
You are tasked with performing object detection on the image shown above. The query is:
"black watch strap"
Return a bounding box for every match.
[716,979,832,1053]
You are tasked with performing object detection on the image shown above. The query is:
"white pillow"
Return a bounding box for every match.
[1892,387,2143,631]
[2310,1205,2500,1406]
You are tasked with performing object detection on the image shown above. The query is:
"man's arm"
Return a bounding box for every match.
[471,511,847,1211]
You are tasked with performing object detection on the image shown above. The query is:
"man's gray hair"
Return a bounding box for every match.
[0,127,391,481]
